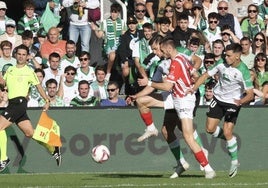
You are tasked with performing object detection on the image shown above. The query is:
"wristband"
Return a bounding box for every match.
[147,80,152,87]
[45,99,50,103]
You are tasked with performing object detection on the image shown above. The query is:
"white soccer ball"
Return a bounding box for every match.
[91,145,110,163]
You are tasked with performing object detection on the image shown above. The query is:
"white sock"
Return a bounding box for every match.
[212,126,220,137]
[147,123,156,131]
[204,164,214,172]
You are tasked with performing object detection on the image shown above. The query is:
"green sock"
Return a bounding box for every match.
[0,130,7,161]
[169,139,184,163]
[227,136,238,161]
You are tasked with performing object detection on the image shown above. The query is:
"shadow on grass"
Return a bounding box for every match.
[95,173,164,178]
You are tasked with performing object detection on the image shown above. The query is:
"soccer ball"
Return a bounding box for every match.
[91,145,110,163]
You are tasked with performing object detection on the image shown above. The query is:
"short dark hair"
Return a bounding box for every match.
[46,78,58,87]
[149,34,164,46]
[108,81,119,89]
[78,80,90,88]
[156,16,171,24]
[208,12,218,20]
[225,43,242,53]
[35,68,45,77]
[80,51,91,59]
[16,44,29,55]
[49,52,60,60]
[64,65,77,74]
[204,53,215,60]
[0,40,12,50]
[177,13,188,21]
[142,23,153,30]
[22,30,33,40]
[240,36,251,43]
[95,65,106,74]
[110,3,121,12]
[66,40,76,46]
[23,0,35,9]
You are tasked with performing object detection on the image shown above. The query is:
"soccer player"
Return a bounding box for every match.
[130,35,210,178]
[0,44,62,171]
[189,43,254,178]
[137,37,216,179]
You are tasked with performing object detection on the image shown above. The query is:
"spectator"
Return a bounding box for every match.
[145,0,174,22]
[188,0,207,31]
[13,30,42,69]
[202,0,218,19]
[240,4,265,41]
[258,0,268,21]
[174,0,189,18]
[132,23,154,79]
[0,19,22,53]
[89,65,108,101]
[75,51,95,83]
[0,40,16,75]
[134,3,152,30]
[40,26,66,60]
[70,80,98,107]
[91,3,126,81]
[240,37,255,69]
[61,65,78,106]
[200,80,216,106]
[251,32,266,55]
[228,0,254,23]
[17,0,43,40]
[253,53,268,89]
[212,39,225,63]
[0,1,10,35]
[203,12,221,49]
[62,0,100,52]
[172,13,195,48]
[60,40,80,72]
[220,25,240,48]
[163,3,177,32]
[117,15,143,95]
[39,78,64,107]
[155,17,172,37]
[28,68,45,107]
[43,52,63,87]
[100,81,127,107]
[189,30,210,55]
[217,0,242,39]
[34,28,47,49]
[33,0,58,16]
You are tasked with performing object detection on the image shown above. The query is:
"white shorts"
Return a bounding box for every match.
[162,91,174,110]
[173,94,196,119]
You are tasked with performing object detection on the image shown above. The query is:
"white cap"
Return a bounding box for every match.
[0,1,7,9]
[5,19,16,27]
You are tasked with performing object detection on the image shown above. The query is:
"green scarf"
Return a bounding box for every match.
[104,17,122,52]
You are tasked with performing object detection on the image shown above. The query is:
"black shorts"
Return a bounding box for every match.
[1,97,29,124]
[163,109,182,131]
[207,97,240,124]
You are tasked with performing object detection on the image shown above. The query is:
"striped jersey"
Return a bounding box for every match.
[167,54,194,98]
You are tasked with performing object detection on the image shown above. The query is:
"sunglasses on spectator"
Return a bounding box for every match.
[111,10,118,13]
[221,32,230,36]
[256,58,266,62]
[255,38,264,42]
[209,21,218,24]
[107,88,117,92]
[164,9,174,13]
[1,88,8,92]
[204,60,214,64]
[175,0,184,2]
[248,10,257,13]
[135,10,146,13]
[79,57,88,61]
[218,7,228,10]
[67,72,75,76]
[0,8,6,11]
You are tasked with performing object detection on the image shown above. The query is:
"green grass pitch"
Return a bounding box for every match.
[1,170,268,188]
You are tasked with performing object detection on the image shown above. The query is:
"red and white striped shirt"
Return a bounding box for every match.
[167,54,193,98]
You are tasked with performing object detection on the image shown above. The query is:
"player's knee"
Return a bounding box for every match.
[161,126,168,140]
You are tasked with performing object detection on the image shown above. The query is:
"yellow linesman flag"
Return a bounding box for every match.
[33,111,62,147]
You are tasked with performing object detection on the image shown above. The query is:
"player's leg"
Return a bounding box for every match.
[162,109,189,178]
[136,94,164,142]
[0,130,10,172]
[223,105,240,178]
[174,95,215,179]
[106,51,116,81]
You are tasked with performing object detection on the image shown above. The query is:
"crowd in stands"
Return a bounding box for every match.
[1,0,268,107]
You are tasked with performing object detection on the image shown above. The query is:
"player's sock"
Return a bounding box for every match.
[35,139,55,154]
[212,126,226,140]
[227,136,238,162]
[194,150,209,168]
[169,139,184,164]
[193,130,203,147]
[140,112,156,130]
[0,130,8,161]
